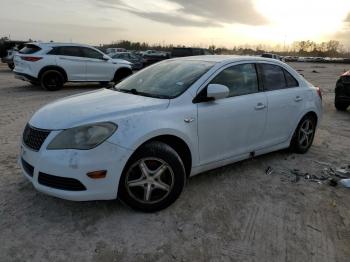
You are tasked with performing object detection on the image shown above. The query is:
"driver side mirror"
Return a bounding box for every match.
[207,84,230,100]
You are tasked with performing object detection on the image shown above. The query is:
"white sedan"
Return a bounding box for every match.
[19,56,322,212]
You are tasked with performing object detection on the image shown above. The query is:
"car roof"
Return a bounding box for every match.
[26,42,96,48]
[171,55,283,64]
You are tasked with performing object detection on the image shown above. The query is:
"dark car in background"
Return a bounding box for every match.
[111,52,144,70]
[335,70,350,111]
[171,48,213,58]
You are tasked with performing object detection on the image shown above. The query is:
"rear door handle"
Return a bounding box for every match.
[295,96,303,102]
[255,103,266,110]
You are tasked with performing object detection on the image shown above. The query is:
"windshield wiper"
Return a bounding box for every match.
[115,88,169,99]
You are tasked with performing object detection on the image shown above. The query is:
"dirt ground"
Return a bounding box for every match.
[0,62,349,262]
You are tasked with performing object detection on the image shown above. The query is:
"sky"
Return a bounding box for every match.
[1,0,350,49]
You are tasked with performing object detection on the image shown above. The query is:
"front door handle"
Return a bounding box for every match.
[255,103,266,110]
[295,96,303,102]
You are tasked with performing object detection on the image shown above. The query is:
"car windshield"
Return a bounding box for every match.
[114,60,214,99]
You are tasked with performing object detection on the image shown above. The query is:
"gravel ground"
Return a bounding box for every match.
[0,62,349,262]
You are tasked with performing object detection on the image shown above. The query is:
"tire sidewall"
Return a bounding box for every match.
[118,141,186,212]
[40,70,64,91]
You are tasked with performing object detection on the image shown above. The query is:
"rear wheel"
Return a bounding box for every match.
[40,70,64,91]
[118,141,186,212]
[290,115,316,154]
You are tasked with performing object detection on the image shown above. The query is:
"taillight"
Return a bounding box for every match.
[21,56,43,62]
[316,86,322,100]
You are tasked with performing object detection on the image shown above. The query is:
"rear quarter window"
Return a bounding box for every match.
[260,64,287,91]
[19,44,41,54]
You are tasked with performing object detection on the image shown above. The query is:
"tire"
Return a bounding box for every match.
[118,141,186,212]
[335,96,349,111]
[40,70,64,91]
[8,63,15,70]
[290,115,317,154]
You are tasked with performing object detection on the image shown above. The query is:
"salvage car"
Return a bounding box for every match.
[13,43,133,90]
[335,70,350,111]
[19,56,322,212]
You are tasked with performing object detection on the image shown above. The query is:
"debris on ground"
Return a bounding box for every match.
[265,161,350,187]
[312,70,319,73]
[339,179,350,188]
[265,166,274,176]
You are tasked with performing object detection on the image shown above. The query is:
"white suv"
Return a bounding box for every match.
[13,43,133,91]
[19,56,322,212]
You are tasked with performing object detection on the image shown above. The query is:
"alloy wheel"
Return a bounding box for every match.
[125,158,174,204]
[298,119,314,149]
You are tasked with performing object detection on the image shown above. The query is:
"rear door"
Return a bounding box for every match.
[258,63,306,146]
[197,63,268,165]
[81,47,115,81]
[53,46,86,81]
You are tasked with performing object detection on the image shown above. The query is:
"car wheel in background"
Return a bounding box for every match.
[40,70,64,91]
[290,115,317,154]
[118,141,186,212]
[335,96,349,111]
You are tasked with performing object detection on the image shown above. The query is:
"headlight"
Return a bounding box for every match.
[47,122,117,150]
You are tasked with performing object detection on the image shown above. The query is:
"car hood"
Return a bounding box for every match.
[29,89,169,130]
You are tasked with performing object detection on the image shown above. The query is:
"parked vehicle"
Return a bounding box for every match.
[1,48,17,70]
[171,47,213,58]
[141,50,168,57]
[284,56,299,62]
[111,52,144,70]
[19,56,322,212]
[13,43,133,91]
[261,53,281,60]
[335,70,350,111]
[106,48,127,55]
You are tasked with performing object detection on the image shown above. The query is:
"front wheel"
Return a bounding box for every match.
[118,141,186,212]
[8,63,15,70]
[290,115,316,154]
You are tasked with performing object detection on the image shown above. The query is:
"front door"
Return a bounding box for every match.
[197,63,267,165]
[81,47,115,81]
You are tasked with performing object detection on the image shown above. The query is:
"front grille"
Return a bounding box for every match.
[23,124,50,151]
[38,172,87,191]
[21,158,34,177]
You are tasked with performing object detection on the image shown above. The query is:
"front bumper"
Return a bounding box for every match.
[18,135,133,201]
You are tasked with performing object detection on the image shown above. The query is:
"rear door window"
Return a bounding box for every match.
[19,44,41,54]
[260,64,287,91]
[210,63,259,97]
[49,46,83,57]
